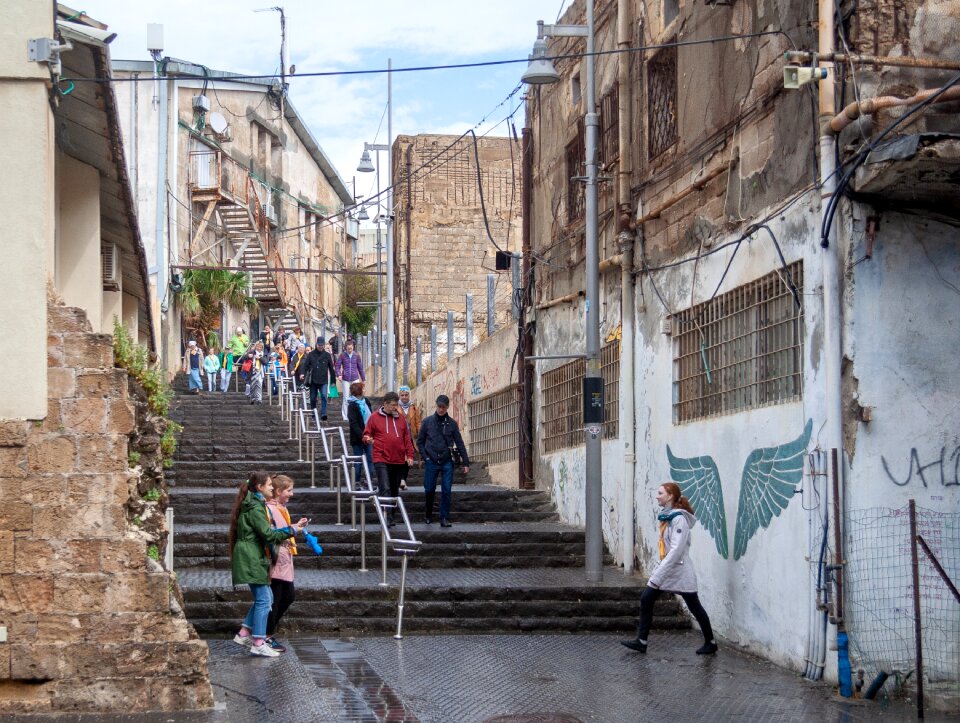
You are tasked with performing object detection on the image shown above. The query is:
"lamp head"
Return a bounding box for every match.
[357,149,375,173]
[521,37,560,85]
[356,205,370,221]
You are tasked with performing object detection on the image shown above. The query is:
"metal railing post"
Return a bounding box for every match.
[415,336,422,385]
[380,525,389,586]
[164,507,174,572]
[487,273,495,337]
[447,311,454,362]
[431,324,437,372]
[466,293,474,351]
[394,554,409,640]
[359,500,368,572]
[402,348,410,387]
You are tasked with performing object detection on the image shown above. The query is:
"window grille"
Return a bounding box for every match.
[468,385,521,466]
[599,83,620,167]
[541,341,620,453]
[647,45,678,159]
[672,261,804,424]
[566,118,586,223]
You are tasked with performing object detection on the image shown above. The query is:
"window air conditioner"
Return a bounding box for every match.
[102,243,121,291]
[264,202,279,225]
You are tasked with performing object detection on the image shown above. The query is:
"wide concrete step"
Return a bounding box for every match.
[177,567,684,636]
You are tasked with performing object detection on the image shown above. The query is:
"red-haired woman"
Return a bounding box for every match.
[621,482,718,655]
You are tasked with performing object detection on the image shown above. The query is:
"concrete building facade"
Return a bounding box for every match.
[391,133,523,368]
[112,59,355,363]
[0,4,211,713]
[518,0,959,698]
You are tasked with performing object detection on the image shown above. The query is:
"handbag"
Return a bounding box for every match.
[328,383,339,398]
[449,444,463,466]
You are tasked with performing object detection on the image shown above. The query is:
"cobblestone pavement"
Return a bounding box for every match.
[7,634,955,722]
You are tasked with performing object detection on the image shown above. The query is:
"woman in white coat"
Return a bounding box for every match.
[622,482,718,655]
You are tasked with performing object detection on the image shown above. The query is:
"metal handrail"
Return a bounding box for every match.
[371,496,421,639]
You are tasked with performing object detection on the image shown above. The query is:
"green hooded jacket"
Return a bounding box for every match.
[231,492,294,585]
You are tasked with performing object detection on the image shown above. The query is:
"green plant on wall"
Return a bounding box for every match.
[175,269,258,349]
[340,271,376,334]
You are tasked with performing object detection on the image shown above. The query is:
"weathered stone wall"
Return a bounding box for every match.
[392,134,522,354]
[0,303,212,713]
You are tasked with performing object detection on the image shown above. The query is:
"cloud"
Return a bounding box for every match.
[84,0,560,186]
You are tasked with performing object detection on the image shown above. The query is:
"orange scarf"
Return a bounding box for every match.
[277,504,297,556]
[658,521,669,560]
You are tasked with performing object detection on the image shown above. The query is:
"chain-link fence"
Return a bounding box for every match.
[845,503,959,706]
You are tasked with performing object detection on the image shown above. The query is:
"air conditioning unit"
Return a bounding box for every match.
[102,243,121,291]
[264,202,279,225]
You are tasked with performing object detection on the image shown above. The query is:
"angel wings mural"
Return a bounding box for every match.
[666,419,812,560]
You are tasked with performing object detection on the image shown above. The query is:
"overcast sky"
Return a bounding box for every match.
[80,0,571,203]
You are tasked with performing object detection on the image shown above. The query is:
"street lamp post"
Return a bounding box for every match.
[358,58,395,391]
[523,9,603,583]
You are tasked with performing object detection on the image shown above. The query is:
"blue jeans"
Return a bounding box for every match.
[309,384,328,416]
[423,459,455,520]
[351,443,373,487]
[242,583,274,639]
[188,368,202,390]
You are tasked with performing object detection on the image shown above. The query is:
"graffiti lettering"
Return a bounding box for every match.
[881,446,960,488]
[471,368,482,396]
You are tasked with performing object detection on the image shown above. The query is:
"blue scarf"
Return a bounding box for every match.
[349,395,371,423]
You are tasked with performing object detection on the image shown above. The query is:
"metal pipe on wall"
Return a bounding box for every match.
[617,0,636,576]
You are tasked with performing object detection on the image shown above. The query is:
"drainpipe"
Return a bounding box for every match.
[153,61,168,291]
[817,0,847,686]
[405,143,413,352]
[519,127,535,490]
[818,0,842,494]
[616,0,637,575]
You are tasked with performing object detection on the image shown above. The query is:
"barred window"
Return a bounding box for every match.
[541,341,620,453]
[647,45,678,159]
[566,118,586,223]
[599,83,620,167]
[673,262,804,424]
[468,385,521,466]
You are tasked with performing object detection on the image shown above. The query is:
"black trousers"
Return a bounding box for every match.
[266,579,295,636]
[374,462,408,498]
[635,585,714,643]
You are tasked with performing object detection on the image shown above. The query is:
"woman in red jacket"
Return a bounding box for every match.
[362,391,414,526]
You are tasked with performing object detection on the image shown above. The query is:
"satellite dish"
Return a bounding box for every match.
[208,112,229,136]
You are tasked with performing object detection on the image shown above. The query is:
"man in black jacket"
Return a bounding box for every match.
[299,338,336,420]
[416,394,470,527]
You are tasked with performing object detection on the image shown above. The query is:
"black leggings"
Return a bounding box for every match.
[266,579,295,636]
[635,585,714,643]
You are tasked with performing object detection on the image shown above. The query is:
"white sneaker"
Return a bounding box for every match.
[233,633,253,647]
[249,642,280,657]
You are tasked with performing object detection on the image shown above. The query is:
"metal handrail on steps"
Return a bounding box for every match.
[370,496,421,639]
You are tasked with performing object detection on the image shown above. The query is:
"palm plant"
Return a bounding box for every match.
[176,269,258,349]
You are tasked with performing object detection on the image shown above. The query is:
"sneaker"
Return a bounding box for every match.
[321,415,328,421]
[249,642,280,658]
[265,637,286,653]
[440,519,452,528]
[424,517,433,525]
[696,642,718,655]
[620,639,647,653]
[233,633,253,648]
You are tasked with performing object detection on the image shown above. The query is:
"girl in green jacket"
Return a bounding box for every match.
[229,471,307,657]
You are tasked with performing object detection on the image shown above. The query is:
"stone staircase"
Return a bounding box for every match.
[168,377,689,637]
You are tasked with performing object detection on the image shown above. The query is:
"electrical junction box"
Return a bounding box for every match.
[192,95,210,113]
[147,24,164,53]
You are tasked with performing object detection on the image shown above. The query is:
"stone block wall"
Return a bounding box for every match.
[0,303,212,714]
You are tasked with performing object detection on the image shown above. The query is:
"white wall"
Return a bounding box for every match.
[0,1,53,419]
[55,154,103,331]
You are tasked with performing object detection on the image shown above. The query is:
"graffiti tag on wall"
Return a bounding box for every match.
[881,445,960,488]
